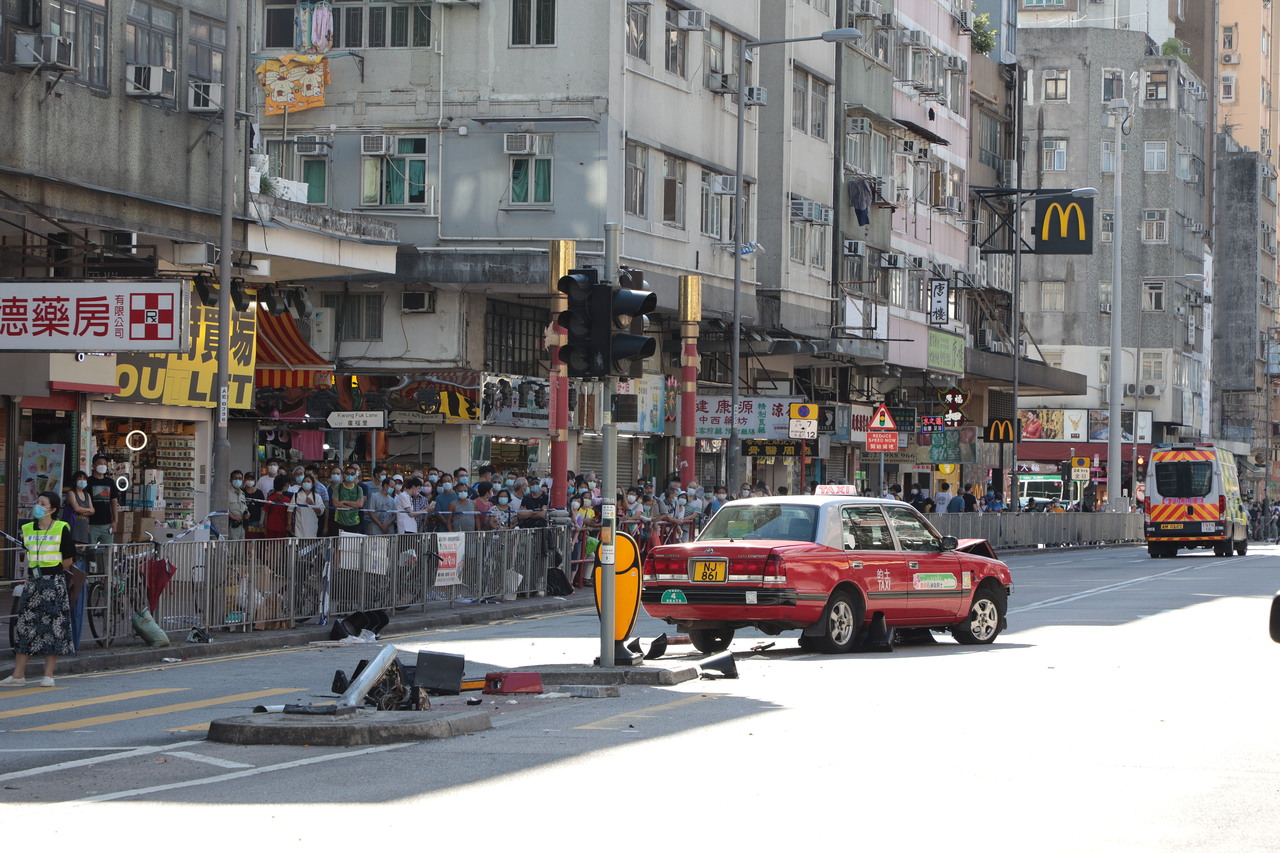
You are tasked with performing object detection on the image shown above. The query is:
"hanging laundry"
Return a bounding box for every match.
[295,2,314,53]
[311,1,334,54]
[846,178,874,226]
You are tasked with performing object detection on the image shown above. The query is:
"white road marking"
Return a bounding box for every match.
[1011,563,1217,613]
[68,742,412,803]
[164,751,254,770]
[0,748,139,753]
[0,740,205,784]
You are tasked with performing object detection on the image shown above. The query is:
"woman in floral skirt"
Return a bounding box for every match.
[1,491,76,687]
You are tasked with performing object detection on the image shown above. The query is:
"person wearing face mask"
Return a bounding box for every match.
[472,481,495,531]
[2,492,77,687]
[395,478,423,534]
[85,454,122,546]
[256,457,284,496]
[430,475,458,531]
[227,470,248,541]
[286,466,306,496]
[451,488,477,533]
[332,467,366,535]
[290,475,325,538]
[517,479,549,528]
[453,468,472,498]
[489,488,516,529]
[367,476,397,535]
[64,470,93,545]
[242,475,265,539]
[706,486,730,517]
[739,483,753,499]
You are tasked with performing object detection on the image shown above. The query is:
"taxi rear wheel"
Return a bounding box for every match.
[689,628,734,654]
[816,591,862,654]
[951,588,1005,645]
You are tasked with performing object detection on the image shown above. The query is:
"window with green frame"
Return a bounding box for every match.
[362,138,429,206]
[510,155,552,204]
[302,159,327,204]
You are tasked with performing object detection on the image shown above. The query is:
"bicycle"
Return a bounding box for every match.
[85,542,153,648]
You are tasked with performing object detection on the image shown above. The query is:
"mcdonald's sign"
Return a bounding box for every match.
[1034,196,1093,255]
[986,418,1018,444]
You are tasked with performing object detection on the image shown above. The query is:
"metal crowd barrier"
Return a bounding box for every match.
[2,526,573,650]
[931,511,1144,550]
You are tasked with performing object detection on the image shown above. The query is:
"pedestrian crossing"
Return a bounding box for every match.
[0,686,306,733]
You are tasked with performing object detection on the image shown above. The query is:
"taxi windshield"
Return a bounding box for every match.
[698,503,817,542]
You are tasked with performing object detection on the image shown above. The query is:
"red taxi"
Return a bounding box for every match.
[641,494,1013,654]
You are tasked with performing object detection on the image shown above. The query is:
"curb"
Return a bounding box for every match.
[3,596,593,678]
[207,708,492,746]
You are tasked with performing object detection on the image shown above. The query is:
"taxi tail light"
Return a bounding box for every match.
[644,555,673,579]
[762,553,787,585]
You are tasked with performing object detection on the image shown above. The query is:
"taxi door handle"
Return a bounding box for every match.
[908,561,919,570]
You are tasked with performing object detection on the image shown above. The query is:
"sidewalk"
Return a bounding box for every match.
[1,589,592,679]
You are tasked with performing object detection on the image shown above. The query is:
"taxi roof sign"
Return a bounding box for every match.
[814,484,860,495]
[869,403,897,430]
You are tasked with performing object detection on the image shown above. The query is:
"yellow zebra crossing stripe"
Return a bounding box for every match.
[16,688,306,732]
[0,689,185,720]
[574,694,716,730]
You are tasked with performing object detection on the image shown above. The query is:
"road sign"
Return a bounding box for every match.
[888,407,917,433]
[327,410,386,429]
[1071,467,1090,481]
[789,402,818,420]
[866,430,898,452]
[789,418,818,439]
[869,403,897,430]
[1072,456,1090,468]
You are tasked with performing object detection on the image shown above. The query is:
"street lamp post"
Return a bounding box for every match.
[728,26,860,492]
[1106,96,1134,512]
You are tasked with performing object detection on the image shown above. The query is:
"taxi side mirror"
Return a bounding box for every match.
[940,535,958,552]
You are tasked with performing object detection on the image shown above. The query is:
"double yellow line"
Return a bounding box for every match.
[2,688,304,732]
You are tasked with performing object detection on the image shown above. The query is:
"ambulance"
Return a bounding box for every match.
[1143,443,1248,558]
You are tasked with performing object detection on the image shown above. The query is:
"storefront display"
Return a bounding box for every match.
[94,417,198,526]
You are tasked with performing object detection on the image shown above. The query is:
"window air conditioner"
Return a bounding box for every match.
[855,0,882,19]
[957,10,973,31]
[908,255,926,270]
[1001,159,1018,185]
[126,64,176,97]
[945,196,963,214]
[676,10,709,31]
[847,117,871,135]
[401,291,436,314]
[1223,53,1241,65]
[1124,383,1137,396]
[188,81,223,113]
[707,72,736,93]
[900,139,916,154]
[361,134,395,156]
[1142,383,1162,397]
[791,199,821,221]
[711,175,738,195]
[1100,301,1112,313]
[903,29,927,46]
[879,12,895,29]
[294,134,331,156]
[881,253,905,269]
[744,86,767,106]
[843,240,867,257]
[915,145,932,160]
[15,33,74,69]
[816,206,834,225]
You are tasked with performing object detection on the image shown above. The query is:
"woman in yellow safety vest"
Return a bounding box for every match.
[1,491,76,688]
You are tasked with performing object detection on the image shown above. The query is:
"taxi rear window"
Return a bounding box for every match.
[700,504,817,542]
[1153,461,1212,498]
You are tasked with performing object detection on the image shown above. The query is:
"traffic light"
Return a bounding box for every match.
[610,267,657,378]
[557,268,601,377]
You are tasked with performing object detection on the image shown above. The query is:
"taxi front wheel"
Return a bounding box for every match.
[690,628,734,654]
[951,588,1005,645]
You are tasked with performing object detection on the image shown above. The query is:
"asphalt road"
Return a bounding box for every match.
[3,543,1279,851]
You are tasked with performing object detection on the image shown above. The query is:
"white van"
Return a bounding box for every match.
[1143,443,1248,558]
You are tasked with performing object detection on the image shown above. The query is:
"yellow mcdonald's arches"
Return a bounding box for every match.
[1040,202,1086,240]
[986,419,1016,442]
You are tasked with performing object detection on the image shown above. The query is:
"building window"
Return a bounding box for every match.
[511,0,555,45]
[1141,350,1165,383]
[263,0,296,49]
[1101,140,1115,173]
[1042,138,1067,171]
[888,268,906,306]
[625,142,648,217]
[510,136,553,205]
[323,293,383,342]
[361,138,430,206]
[343,3,431,49]
[1145,70,1169,101]
[1141,209,1168,243]
[662,155,685,228]
[810,79,828,139]
[792,70,809,132]
[301,159,327,204]
[845,130,866,172]
[1102,69,1123,102]
[1101,211,1113,243]
[664,5,687,77]
[1144,141,1168,172]
[700,171,723,239]
[626,2,648,61]
[1041,280,1065,312]
[43,0,108,87]
[126,0,176,69]
[1024,0,1065,5]
[790,220,807,263]
[705,24,724,79]
[1222,25,1236,51]
[1099,351,1110,384]
[810,224,827,268]
[485,299,548,377]
[186,17,225,93]
[1142,280,1165,311]
[1222,73,1236,102]
[1043,69,1068,101]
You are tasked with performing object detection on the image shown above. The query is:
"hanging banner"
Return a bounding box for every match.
[928,279,949,325]
[695,396,805,439]
[0,280,188,352]
[435,532,465,586]
[255,55,330,115]
[116,297,256,408]
[19,442,65,515]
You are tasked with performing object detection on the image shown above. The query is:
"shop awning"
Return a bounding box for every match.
[255,312,333,389]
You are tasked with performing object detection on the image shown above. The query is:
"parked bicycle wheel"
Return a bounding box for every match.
[8,588,20,652]
[86,581,131,648]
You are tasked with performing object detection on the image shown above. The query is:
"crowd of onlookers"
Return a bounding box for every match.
[1248,500,1280,542]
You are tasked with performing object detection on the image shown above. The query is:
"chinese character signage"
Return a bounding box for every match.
[743,439,815,457]
[695,396,804,439]
[116,296,255,408]
[920,415,948,434]
[0,281,188,352]
[928,279,949,325]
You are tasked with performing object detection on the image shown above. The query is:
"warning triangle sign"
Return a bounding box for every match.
[869,403,897,430]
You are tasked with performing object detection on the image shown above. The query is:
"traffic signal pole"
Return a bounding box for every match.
[548,240,574,512]
[599,223,620,667]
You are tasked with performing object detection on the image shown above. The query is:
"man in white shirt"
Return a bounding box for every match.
[933,481,953,513]
[395,478,421,534]
[256,457,283,496]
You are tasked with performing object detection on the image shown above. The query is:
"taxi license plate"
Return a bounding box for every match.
[691,559,727,583]
[1160,524,1180,530]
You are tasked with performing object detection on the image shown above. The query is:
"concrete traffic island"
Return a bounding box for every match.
[207,708,492,747]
